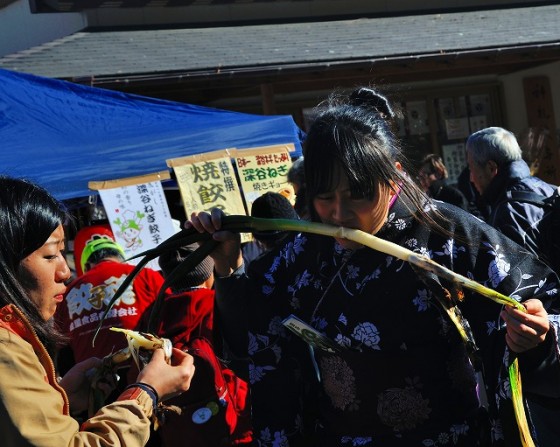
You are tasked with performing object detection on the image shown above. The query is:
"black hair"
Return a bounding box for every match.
[287,157,305,187]
[420,154,448,180]
[303,86,446,230]
[0,176,69,353]
[251,192,299,247]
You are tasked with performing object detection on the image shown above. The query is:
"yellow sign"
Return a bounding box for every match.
[234,144,295,213]
[167,149,247,218]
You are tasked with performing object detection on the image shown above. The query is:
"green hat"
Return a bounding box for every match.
[80,238,126,273]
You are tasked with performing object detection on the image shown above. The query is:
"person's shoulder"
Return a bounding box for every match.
[510,176,556,196]
[429,200,487,229]
[442,184,468,206]
[138,265,165,281]
[247,231,325,270]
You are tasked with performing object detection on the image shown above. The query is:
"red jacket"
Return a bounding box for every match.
[56,260,165,362]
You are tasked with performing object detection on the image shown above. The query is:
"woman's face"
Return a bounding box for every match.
[19,224,70,321]
[313,172,393,250]
[417,165,436,192]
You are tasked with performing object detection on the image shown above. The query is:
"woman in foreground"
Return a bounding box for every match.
[0,176,195,447]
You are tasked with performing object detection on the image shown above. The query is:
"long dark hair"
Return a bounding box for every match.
[303,87,445,230]
[0,176,69,352]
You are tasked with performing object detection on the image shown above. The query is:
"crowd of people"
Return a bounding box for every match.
[1,84,559,447]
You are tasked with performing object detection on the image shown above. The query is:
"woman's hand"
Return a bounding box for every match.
[136,348,195,401]
[59,357,105,414]
[501,298,550,353]
[186,208,243,277]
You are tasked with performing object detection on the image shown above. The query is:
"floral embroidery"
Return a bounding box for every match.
[377,377,431,431]
[248,332,260,355]
[356,267,381,292]
[335,334,352,348]
[257,427,291,447]
[249,363,276,384]
[433,239,466,259]
[486,320,500,335]
[405,238,418,248]
[483,243,510,287]
[423,201,438,213]
[320,356,359,411]
[418,246,432,258]
[351,322,381,350]
[289,295,300,310]
[262,284,275,296]
[268,316,287,336]
[422,421,470,445]
[394,218,408,230]
[255,413,303,445]
[413,288,431,312]
[312,316,328,331]
[287,270,312,298]
[341,436,373,445]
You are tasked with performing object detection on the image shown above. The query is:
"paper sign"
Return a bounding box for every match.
[445,118,470,140]
[168,149,247,218]
[469,115,487,133]
[234,144,295,212]
[442,143,467,185]
[95,177,176,270]
[406,100,429,135]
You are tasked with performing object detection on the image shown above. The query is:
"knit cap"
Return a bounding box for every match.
[251,191,299,241]
[158,243,214,290]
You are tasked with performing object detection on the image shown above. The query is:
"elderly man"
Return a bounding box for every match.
[466,126,557,262]
[466,126,560,446]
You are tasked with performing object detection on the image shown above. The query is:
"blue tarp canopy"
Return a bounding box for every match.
[0,68,303,201]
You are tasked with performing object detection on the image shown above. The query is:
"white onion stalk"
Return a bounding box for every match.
[110,327,172,370]
[251,218,525,312]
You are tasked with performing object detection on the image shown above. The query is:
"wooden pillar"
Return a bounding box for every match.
[260,83,276,115]
[523,76,560,184]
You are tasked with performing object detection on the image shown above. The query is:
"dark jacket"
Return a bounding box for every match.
[482,159,557,262]
[427,179,469,211]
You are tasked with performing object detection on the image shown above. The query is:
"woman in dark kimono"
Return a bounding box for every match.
[188,87,560,447]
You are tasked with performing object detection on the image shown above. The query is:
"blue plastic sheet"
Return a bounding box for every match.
[0,68,303,200]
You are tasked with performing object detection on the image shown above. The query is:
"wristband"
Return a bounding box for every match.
[125,382,159,410]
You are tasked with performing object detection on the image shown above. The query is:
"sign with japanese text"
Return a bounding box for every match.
[234,143,295,212]
[405,100,429,136]
[445,118,470,140]
[441,143,467,185]
[167,149,247,218]
[90,171,175,271]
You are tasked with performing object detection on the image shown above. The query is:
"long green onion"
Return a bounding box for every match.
[93,215,525,343]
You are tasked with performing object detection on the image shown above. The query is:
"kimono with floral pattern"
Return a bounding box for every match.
[215,197,560,447]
